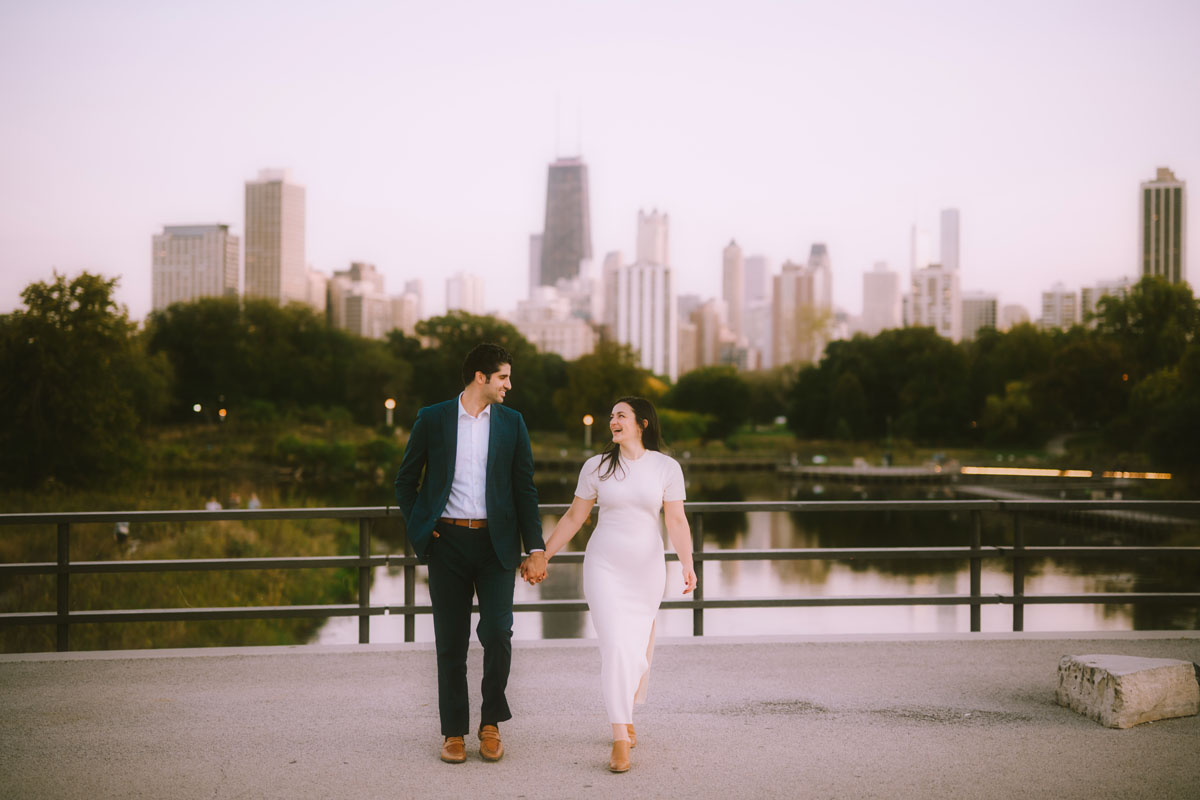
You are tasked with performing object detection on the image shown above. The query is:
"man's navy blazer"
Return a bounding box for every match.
[393,397,544,571]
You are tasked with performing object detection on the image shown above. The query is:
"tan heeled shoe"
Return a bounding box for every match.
[626,724,636,748]
[608,739,631,773]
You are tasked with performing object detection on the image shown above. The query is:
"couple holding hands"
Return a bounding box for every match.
[394,343,697,774]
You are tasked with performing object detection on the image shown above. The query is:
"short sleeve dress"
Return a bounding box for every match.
[574,449,687,724]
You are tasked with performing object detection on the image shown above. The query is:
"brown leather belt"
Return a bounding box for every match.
[439,517,488,529]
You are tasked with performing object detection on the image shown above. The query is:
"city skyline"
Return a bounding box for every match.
[1,1,1197,324]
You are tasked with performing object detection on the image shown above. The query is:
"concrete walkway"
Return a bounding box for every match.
[2,632,1198,800]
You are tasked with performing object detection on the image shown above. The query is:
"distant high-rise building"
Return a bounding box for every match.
[999,304,1031,331]
[1140,167,1187,285]
[691,298,729,368]
[391,292,420,336]
[446,272,485,315]
[539,158,592,286]
[960,291,997,341]
[528,233,544,296]
[722,240,745,341]
[861,261,901,336]
[772,260,817,365]
[513,287,597,361]
[615,213,676,380]
[1040,283,1079,330]
[940,208,961,271]
[245,168,307,305]
[330,262,389,339]
[403,279,424,322]
[1081,277,1133,325]
[808,243,833,310]
[305,267,328,315]
[151,224,239,311]
[910,224,932,274]
[910,264,962,342]
[601,251,623,333]
[744,254,769,304]
[636,209,669,265]
[615,262,677,380]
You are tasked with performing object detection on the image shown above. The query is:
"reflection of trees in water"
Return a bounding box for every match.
[694,481,748,548]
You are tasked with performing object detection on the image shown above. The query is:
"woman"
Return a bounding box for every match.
[536,396,697,773]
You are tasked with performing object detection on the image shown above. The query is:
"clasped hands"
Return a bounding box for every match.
[520,551,548,585]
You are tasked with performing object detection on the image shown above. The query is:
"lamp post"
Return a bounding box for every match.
[582,414,594,452]
[384,398,396,427]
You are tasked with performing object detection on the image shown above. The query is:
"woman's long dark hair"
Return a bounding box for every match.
[597,396,666,481]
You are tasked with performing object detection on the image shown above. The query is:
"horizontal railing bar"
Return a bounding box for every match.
[0,604,384,625]
[1001,546,1200,557]
[0,556,388,576]
[10,543,1200,576]
[3,499,1198,527]
[6,590,1200,628]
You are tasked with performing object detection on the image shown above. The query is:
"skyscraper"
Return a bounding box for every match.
[772,260,816,365]
[960,291,997,341]
[636,209,669,266]
[615,262,677,380]
[940,208,961,271]
[1040,283,1078,330]
[245,169,306,305]
[910,264,962,342]
[722,240,745,341]
[446,272,485,314]
[861,261,901,336]
[615,212,677,380]
[151,224,239,312]
[539,158,592,286]
[528,233,543,295]
[1140,167,1187,284]
[808,243,833,310]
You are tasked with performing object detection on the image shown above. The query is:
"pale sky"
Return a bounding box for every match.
[1,0,1197,324]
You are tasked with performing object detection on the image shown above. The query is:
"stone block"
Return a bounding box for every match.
[1056,654,1200,729]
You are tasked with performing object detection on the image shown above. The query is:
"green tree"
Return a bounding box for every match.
[742,366,796,427]
[1094,277,1199,380]
[553,341,652,435]
[665,366,752,440]
[397,312,566,429]
[0,272,169,487]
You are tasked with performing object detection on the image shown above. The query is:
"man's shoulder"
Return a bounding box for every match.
[491,403,524,423]
[417,398,457,419]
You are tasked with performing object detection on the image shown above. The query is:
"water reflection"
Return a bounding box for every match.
[316,472,1197,645]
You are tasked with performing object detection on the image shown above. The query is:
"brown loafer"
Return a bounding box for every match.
[626,723,636,748]
[608,739,631,773]
[478,724,504,762]
[440,736,466,764]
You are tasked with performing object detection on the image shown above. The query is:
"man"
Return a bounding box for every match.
[394,343,548,764]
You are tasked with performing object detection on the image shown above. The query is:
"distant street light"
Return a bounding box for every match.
[193,403,202,413]
[218,408,227,421]
[385,397,396,427]
[582,414,594,451]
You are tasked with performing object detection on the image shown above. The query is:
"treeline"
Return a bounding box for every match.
[789,277,1200,473]
[1,272,1197,490]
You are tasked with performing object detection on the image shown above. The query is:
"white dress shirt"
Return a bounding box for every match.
[443,394,490,520]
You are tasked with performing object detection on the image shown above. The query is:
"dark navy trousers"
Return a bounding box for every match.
[426,521,515,736]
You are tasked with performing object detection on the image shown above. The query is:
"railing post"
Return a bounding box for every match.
[970,510,982,633]
[1012,512,1025,632]
[358,518,371,644]
[692,512,704,637]
[56,522,70,652]
[403,537,415,643]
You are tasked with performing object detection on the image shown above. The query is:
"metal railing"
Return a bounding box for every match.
[2,500,1199,652]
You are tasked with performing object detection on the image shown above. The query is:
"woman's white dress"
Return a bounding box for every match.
[574,450,686,724]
